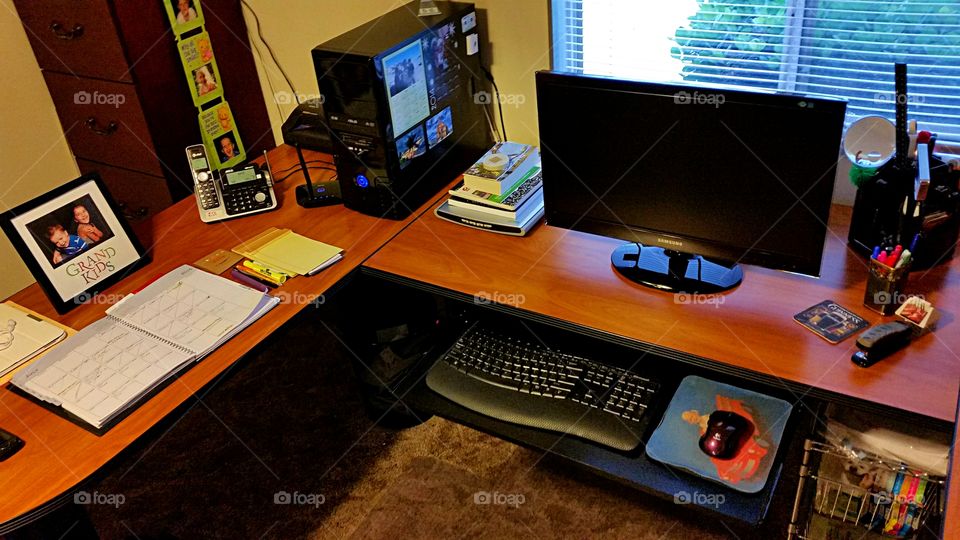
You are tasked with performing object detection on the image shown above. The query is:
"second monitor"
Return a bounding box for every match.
[536,71,847,293]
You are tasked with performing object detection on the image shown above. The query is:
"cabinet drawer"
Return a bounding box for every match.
[45,72,163,176]
[13,0,132,82]
[77,159,172,224]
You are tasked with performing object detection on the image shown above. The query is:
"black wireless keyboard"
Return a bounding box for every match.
[425,323,661,451]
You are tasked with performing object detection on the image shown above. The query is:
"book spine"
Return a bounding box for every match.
[108,315,197,356]
[435,206,524,235]
[448,196,519,215]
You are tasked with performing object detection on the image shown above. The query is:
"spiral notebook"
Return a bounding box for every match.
[12,265,279,431]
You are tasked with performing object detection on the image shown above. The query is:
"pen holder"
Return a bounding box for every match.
[863,259,911,315]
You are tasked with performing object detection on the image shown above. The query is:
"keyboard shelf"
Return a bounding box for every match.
[397,356,811,529]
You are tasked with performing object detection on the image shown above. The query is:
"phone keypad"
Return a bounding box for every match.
[224,186,272,215]
[197,180,220,209]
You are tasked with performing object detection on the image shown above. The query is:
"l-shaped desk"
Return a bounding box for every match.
[1,144,958,535]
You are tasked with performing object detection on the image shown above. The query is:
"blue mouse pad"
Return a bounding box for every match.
[646,375,792,494]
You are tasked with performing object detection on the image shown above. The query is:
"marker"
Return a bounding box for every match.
[230,269,270,293]
[871,246,881,260]
[234,264,279,288]
[877,250,889,265]
[909,233,920,253]
[896,250,911,269]
[243,260,289,283]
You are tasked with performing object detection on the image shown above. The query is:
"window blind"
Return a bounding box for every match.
[551,0,960,147]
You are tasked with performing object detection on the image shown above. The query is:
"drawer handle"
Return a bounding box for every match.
[85,117,118,136]
[49,22,84,40]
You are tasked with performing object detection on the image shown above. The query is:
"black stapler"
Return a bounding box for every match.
[852,322,912,367]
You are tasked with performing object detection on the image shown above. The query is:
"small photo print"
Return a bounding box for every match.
[193,64,218,97]
[425,106,453,148]
[216,131,240,162]
[172,0,199,23]
[396,124,427,168]
[384,42,424,97]
[165,0,204,35]
[23,195,115,269]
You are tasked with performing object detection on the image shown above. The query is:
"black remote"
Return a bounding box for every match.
[0,428,24,461]
[852,322,912,367]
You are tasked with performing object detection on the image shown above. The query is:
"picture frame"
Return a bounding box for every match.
[0,173,151,314]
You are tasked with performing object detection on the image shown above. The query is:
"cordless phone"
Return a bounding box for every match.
[186,144,278,223]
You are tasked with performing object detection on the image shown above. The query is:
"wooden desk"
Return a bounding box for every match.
[0,145,444,531]
[364,199,960,532]
[364,204,960,423]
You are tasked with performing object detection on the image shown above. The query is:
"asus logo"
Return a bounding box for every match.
[657,238,683,247]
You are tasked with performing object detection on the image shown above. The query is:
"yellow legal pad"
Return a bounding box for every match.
[231,228,344,276]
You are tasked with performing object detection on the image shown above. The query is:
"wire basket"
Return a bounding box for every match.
[789,440,943,539]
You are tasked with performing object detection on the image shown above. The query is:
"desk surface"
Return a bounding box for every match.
[0,145,444,530]
[364,203,960,423]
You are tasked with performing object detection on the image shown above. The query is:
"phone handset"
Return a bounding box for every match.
[187,144,228,223]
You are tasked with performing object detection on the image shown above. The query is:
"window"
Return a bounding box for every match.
[551,0,960,149]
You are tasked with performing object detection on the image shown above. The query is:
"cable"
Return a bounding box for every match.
[248,33,285,123]
[240,0,299,103]
[276,166,337,183]
[481,66,507,141]
[275,159,333,174]
[482,102,501,143]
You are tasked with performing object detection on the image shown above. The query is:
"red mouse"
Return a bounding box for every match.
[698,410,754,460]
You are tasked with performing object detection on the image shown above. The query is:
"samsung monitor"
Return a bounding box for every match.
[536,71,847,293]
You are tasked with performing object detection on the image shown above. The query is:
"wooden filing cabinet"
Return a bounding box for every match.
[13,0,272,223]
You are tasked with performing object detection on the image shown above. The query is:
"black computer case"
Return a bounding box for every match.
[312,1,493,219]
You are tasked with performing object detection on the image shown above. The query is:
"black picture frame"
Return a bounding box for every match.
[0,173,151,314]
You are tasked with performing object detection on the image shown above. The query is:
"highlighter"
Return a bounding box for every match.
[243,260,289,283]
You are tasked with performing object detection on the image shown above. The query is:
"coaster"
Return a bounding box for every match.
[794,300,870,344]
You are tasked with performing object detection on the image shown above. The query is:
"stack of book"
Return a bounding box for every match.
[435,141,544,236]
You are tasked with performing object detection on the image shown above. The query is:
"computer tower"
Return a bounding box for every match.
[312,1,493,219]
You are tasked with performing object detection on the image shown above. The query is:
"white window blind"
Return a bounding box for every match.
[551,0,960,148]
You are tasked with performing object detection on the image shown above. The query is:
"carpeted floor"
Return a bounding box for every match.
[83,310,737,539]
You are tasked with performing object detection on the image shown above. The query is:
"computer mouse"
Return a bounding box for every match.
[699,410,754,460]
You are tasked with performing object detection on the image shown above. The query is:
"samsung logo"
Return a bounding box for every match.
[657,238,683,247]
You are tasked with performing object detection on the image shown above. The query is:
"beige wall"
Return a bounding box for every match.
[239,1,854,203]
[0,0,80,299]
[0,0,854,300]
[240,0,550,147]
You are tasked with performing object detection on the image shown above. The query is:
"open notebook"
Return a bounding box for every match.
[12,265,279,431]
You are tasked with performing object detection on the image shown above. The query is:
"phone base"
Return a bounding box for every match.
[296,182,342,208]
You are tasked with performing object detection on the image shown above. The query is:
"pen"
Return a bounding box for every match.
[909,233,920,253]
[230,269,270,293]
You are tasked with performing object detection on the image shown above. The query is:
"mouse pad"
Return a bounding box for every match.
[646,375,792,494]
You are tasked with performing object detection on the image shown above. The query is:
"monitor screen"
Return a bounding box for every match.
[536,72,847,277]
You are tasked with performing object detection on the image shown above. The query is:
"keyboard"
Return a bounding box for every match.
[425,323,661,451]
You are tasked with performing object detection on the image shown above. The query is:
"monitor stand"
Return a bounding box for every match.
[611,243,742,294]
